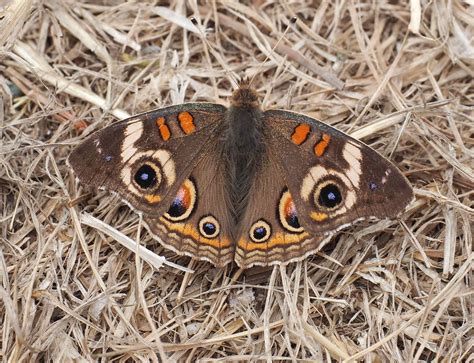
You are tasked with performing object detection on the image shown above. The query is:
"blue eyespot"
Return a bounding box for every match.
[369,182,378,191]
[203,222,216,235]
[164,179,196,222]
[167,198,186,218]
[288,213,300,229]
[279,189,304,233]
[105,155,112,162]
[253,227,266,240]
[250,220,271,243]
[198,215,220,238]
[134,164,157,189]
[318,184,342,208]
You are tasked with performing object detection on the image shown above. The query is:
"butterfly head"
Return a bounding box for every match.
[230,79,260,108]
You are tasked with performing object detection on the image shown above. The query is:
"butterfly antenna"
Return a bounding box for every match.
[248,16,298,88]
[190,17,239,88]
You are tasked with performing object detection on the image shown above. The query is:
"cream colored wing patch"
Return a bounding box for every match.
[299,141,363,222]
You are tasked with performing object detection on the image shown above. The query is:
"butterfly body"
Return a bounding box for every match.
[69,81,413,268]
[225,87,266,238]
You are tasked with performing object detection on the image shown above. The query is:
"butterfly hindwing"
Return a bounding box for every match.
[143,141,235,266]
[234,149,326,268]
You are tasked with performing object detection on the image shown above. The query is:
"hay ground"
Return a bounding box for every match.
[1,1,473,362]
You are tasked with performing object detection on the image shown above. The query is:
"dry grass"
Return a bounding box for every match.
[1,1,473,362]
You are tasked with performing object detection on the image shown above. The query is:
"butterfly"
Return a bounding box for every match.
[69,79,413,268]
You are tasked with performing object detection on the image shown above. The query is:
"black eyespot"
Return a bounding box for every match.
[318,183,342,208]
[253,227,266,240]
[278,189,304,233]
[164,179,197,222]
[249,220,271,243]
[167,198,186,218]
[134,164,157,189]
[198,215,220,238]
[203,222,216,235]
[288,214,300,229]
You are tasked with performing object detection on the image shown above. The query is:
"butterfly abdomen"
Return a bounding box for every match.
[224,93,265,238]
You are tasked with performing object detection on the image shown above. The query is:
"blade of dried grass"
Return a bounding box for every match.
[409,0,422,34]
[209,10,344,89]
[0,0,34,49]
[263,266,278,361]
[68,208,107,292]
[80,213,193,273]
[415,187,474,214]
[0,286,23,343]
[345,255,473,361]
[161,319,285,352]
[53,7,112,65]
[400,220,431,268]
[31,290,105,334]
[415,123,474,181]
[349,100,451,139]
[153,6,199,34]
[302,320,351,360]
[97,20,141,52]
[11,41,129,120]
[348,28,409,131]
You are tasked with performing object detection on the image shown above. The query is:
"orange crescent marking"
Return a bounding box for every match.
[237,232,310,251]
[291,124,311,145]
[314,133,331,157]
[182,183,192,208]
[178,112,196,134]
[156,117,171,141]
[159,217,231,248]
[311,212,328,222]
[174,183,192,209]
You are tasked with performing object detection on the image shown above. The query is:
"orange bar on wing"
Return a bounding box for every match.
[291,124,311,145]
[160,217,231,248]
[156,117,171,141]
[314,133,331,157]
[178,112,196,134]
[237,231,310,251]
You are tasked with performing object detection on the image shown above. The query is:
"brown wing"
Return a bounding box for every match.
[143,142,235,267]
[69,103,227,217]
[70,103,236,265]
[234,149,326,268]
[235,110,413,268]
[263,109,413,235]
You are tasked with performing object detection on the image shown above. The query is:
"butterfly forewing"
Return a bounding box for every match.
[69,104,227,217]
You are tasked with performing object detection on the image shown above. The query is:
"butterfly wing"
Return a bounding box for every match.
[233,149,326,268]
[234,109,413,268]
[142,141,235,266]
[263,109,413,234]
[69,103,235,266]
[69,104,226,216]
